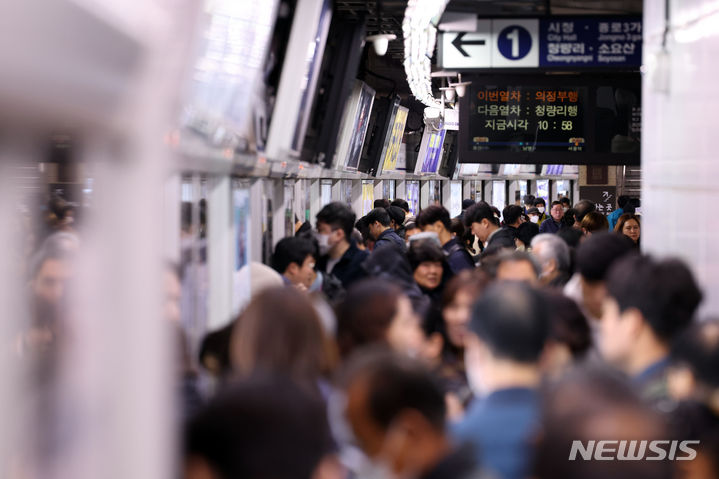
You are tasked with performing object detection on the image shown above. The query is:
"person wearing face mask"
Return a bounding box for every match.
[316,202,369,290]
[452,281,550,479]
[342,350,481,479]
[532,198,548,226]
[559,197,571,214]
[525,207,540,225]
[538,201,563,234]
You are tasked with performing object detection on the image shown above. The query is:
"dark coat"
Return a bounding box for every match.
[443,238,475,274]
[317,241,369,289]
[374,228,406,252]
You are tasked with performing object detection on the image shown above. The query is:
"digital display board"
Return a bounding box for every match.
[415,129,447,174]
[469,86,587,152]
[458,74,640,165]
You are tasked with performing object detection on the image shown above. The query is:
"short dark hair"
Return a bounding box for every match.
[365,207,391,227]
[502,205,523,225]
[464,202,498,228]
[386,206,406,226]
[462,199,476,210]
[617,195,630,208]
[576,232,634,282]
[672,320,719,388]
[335,280,402,358]
[517,221,539,246]
[606,255,702,341]
[271,237,316,274]
[341,350,446,431]
[185,374,333,479]
[416,205,451,230]
[574,200,596,223]
[542,289,591,358]
[534,197,546,207]
[523,195,535,205]
[470,281,550,363]
[407,239,446,271]
[374,199,390,209]
[391,199,410,212]
[450,217,465,238]
[559,197,571,207]
[316,202,356,240]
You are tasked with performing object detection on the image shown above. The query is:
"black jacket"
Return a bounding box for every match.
[374,228,406,252]
[486,227,516,251]
[317,241,369,290]
[443,238,475,274]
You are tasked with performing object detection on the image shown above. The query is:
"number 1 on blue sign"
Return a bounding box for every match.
[506,28,519,58]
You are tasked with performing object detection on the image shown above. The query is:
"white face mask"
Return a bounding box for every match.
[563,207,569,214]
[529,215,539,224]
[317,233,331,256]
[537,207,545,214]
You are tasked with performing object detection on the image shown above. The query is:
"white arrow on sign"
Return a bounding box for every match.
[438,19,491,69]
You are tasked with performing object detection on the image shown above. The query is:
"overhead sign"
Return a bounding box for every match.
[439,17,641,69]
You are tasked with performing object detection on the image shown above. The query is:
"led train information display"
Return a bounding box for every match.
[468,86,587,152]
[458,75,641,165]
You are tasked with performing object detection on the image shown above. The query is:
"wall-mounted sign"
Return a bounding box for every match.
[439,17,641,70]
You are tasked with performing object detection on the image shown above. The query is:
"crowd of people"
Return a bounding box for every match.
[187,193,719,479]
[14,192,719,479]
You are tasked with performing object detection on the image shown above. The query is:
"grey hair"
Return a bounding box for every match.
[531,233,571,274]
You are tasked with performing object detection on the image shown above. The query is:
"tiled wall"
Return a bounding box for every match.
[643,0,719,315]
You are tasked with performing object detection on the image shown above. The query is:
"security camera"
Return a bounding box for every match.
[367,34,397,56]
[440,86,456,102]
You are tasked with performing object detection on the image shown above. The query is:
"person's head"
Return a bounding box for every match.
[533,197,547,214]
[365,208,392,241]
[316,202,356,255]
[30,241,76,305]
[559,197,571,211]
[230,287,335,382]
[534,367,672,479]
[416,206,451,241]
[522,194,536,209]
[461,199,475,211]
[531,234,571,285]
[495,250,540,284]
[271,237,317,288]
[575,233,634,318]
[600,255,702,374]
[617,195,630,209]
[526,207,540,224]
[386,206,406,231]
[515,221,539,250]
[540,290,591,377]
[466,281,550,394]
[335,280,423,358]
[549,201,563,222]
[615,213,640,244]
[669,320,719,402]
[441,270,489,349]
[185,374,334,479]
[580,211,609,236]
[404,222,421,243]
[391,199,410,214]
[574,199,596,224]
[449,218,465,239]
[341,351,450,478]
[374,199,391,209]
[407,240,445,291]
[557,226,583,249]
[464,202,499,243]
[502,205,523,228]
